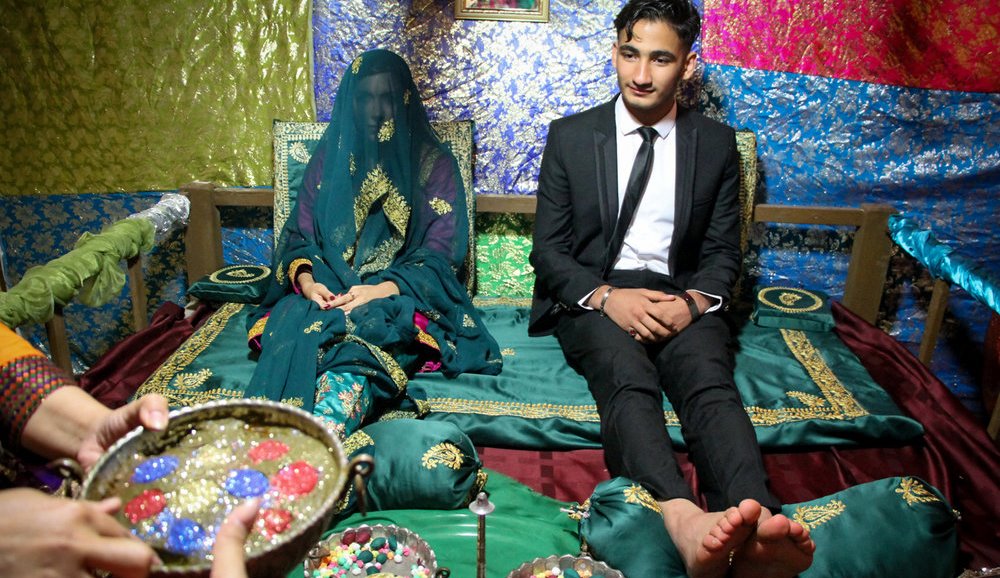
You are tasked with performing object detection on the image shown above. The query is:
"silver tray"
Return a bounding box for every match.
[506,554,625,578]
[80,399,371,578]
[304,524,449,577]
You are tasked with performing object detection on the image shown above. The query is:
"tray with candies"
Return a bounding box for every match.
[506,554,625,578]
[80,400,353,577]
[304,524,449,578]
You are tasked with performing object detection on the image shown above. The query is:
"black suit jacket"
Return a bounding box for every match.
[528,97,742,335]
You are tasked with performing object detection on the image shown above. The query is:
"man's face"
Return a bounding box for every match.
[612,18,697,125]
[354,72,395,140]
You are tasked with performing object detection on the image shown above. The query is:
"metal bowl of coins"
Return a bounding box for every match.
[79,399,373,578]
[303,524,450,577]
[506,554,625,578]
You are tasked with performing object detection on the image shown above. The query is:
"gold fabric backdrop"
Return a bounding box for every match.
[0,0,313,195]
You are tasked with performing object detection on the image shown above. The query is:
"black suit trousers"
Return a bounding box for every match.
[554,270,779,512]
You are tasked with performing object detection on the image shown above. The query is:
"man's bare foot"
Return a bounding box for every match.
[731,510,816,578]
[659,498,762,578]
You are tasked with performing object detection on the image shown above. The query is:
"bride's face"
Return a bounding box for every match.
[354,72,395,141]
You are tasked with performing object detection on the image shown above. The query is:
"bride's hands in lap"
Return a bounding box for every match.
[332,281,400,314]
[298,273,337,309]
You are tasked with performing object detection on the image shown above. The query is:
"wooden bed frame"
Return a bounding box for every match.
[180,181,896,325]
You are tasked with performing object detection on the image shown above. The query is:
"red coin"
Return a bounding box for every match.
[270,461,319,496]
[248,440,290,464]
[124,488,167,523]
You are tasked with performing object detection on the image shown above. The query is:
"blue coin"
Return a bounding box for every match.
[225,468,269,498]
[165,517,207,555]
[131,455,180,483]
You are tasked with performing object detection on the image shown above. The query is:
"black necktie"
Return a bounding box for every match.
[603,126,658,277]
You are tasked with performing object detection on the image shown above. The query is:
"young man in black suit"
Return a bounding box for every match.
[529,1,815,576]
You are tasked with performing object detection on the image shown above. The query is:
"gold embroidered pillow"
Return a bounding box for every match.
[751,285,835,332]
[334,419,487,517]
[786,476,957,578]
[187,264,272,304]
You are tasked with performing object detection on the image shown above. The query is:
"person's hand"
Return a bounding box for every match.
[597,287,680,344]
[299,272,337,309]
[77,394,169,471]
[330,281,400,314]
[0,488,160,578]
[210,499,261,578]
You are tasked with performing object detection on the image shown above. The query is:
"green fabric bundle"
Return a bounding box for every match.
[334,419,487,518]
[577,477,686,578]
[187,264,272,304]
[751,285,835,332]
[0,217,154,328]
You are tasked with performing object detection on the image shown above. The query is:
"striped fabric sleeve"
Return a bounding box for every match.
[0,352,75,449]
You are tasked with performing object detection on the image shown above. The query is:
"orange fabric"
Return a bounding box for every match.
[0,324,42,365]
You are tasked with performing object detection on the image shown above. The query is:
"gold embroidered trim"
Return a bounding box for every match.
[429,197,453,215]
[208,265,271,284]
[793,499,846,531]
[349,153,356,176]
[351,56,362,74]
[403,89,411,105]
[342,335,408,392]
[288,258,312,287]
[137,303,249,406]
[471,296,533,308]
[501,348,516,357]
[273,122,326,234]
[421,442,464,470]
[467,469,489,505]
[624,484,661,514]
[342,431,374,456]
[462,314,476,328]
[289,141,311,164]
[247,316,267,341]
[355,165,409,236]
[378,118,394,142]
[304,321,322,334]
[757,286,824,314]
[357,237,404,278]
[896,477,940,505]
[745,329,869,426]
[415,327,440,351]
[424,398,602,422]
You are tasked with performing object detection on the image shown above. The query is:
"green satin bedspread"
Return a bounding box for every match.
[137,303,923,449]
[287,470,580,578]
[408,305,923,449]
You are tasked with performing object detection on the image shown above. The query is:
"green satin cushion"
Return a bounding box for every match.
[578,476,957,578]
[751,285,835,332]
[577,477,686,578]
[294,471,580,578]
[789,476,957,578]
[187,264,271,304]
[334,419,487,518]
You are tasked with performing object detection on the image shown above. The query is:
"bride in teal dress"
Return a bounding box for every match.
[245,50,502,439]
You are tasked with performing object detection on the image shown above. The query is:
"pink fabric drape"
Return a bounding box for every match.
[701,0,1000,93]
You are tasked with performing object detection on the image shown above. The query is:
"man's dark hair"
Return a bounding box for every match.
[614,0,701,50]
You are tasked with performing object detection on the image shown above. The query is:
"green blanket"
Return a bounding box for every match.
[137,303,923,449]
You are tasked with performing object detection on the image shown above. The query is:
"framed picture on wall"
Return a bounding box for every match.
[455,0,549,22]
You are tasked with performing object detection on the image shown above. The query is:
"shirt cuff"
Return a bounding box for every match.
[689,290,723,313]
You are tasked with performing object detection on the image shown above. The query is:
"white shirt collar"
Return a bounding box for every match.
[615,97,677,140]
